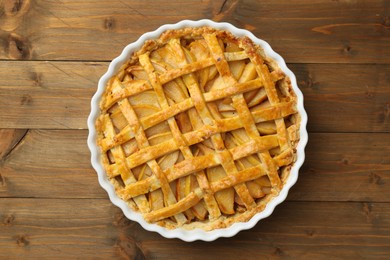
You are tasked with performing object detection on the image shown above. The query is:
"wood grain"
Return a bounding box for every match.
[0,62,389,132]
[292,63,390,133]
[0,0,389,257]
[0,129,28,160]
[289,133,390,202]
[0,0,388,63]
[0,61,106,129]
[0,130,106,198]
[0,198,389,259]
[0,130,389,202]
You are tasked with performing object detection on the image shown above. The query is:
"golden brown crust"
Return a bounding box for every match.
[95,26,300,231]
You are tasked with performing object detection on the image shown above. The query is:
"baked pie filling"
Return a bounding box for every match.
[96,27,300,230]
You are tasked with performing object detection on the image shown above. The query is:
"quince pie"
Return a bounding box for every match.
[96,27,300,231]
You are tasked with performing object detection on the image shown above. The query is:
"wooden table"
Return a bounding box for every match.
[1,0,389,259]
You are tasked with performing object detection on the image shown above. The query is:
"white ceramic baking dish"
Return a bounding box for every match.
[87,19,308,242]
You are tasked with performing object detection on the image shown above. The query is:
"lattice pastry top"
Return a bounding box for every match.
[96,27,300,231]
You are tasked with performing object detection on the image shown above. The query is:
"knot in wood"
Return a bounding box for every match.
[382,16,390,27]
[104,17,115,30]
[3,214,15,226]
[115,234,146,260]
[2,0,30,17]
[369,172,384,185]
[20,94,33,105]
[15,234,30,247]
[6,33,31,60]
[0,174,5,187]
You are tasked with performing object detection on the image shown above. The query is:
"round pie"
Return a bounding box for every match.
[95,26,301,231]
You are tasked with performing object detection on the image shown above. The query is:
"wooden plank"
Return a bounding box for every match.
[288,133,390,202]
[0,129,28,160]
[0,61,106,129]
[0,198,389,259]
[0,130,106,199]
[1,130,389,202]
[291,63,390,133]
[235,0,390,64]
[0,198,121,259]
[0,61,389,132]
[0,0,388,63]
